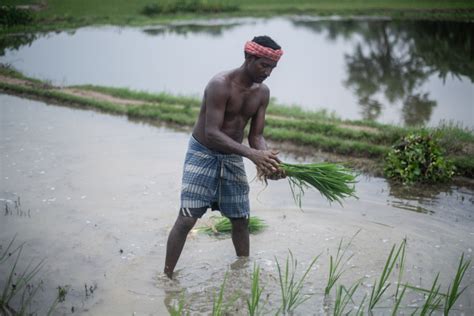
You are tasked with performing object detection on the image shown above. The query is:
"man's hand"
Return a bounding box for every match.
[267,169,287,180]
[250,149,283,177]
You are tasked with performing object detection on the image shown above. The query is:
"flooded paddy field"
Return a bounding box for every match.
[1,17,472,128]
[1,94,473,315]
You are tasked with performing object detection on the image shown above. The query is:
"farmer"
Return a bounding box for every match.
[164,35,285,278]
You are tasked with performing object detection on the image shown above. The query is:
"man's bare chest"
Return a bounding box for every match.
[226,91,261,118]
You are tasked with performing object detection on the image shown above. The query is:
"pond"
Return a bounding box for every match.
[1,94,473,314]
[1,17,473,128]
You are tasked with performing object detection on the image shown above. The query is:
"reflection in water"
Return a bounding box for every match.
[402,93,437,126]
[385,181,474,216]
[0,32,37,56]
[143,22,241,37]
[1,18,472,128]
[292,20,473,126]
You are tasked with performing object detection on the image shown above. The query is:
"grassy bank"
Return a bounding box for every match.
[1,0,474,34]
[1,66,473,178]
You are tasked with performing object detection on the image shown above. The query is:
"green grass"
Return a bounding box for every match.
[1,68,472,179]
[74,84,202,107]
[1,0,474,33]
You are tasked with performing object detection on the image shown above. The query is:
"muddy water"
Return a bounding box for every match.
[0,94,473,315]
[1,18,473,128]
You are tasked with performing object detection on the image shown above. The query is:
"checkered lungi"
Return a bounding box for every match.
[180,136,250,219]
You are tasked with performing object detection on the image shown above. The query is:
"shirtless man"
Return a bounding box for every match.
[164,35,284,278]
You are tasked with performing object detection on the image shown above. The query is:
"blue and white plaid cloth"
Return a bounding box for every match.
[180,136,250,218]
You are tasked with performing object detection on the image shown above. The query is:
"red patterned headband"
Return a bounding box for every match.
[244,41,283,62]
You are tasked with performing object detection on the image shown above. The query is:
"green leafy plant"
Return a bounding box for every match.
[384,132,455,184]
[141,0,239,16]
[0,6,33,27]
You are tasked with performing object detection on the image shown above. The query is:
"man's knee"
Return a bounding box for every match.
[174,215,198,233]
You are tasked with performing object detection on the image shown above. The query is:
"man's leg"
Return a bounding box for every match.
[229,217,249,257]
[164,215,197,278]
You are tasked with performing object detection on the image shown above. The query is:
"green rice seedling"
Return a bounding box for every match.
[0,240,44,314]
[275,251,320,314]
[46,286,69,316]
[280,162,357,208]
[419,273,443,316]
[333,282,360,316]
[0,236,21,264]
[391,284,407,316]
[443,253,471,315]
[212,272,228,316]
[196,216,267,234]
[169,292,187,316]
[368,239,407,311]
[247,263,265,316]
[356,294,367,316]
[394,237,406,303]
[324,230,360,296]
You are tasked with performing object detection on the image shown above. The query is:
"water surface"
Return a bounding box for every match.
[1,17,472,128]
[1,94,473,314]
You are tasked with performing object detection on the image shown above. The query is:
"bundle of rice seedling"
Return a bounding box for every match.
[279,162,357,207]
[196,216,267,234]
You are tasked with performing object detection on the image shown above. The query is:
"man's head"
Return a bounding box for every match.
[244,35,283,83]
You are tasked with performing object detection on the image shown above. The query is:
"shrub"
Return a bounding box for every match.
[0,6,34,27]
[141,0,239,16]
[384,132,455,184]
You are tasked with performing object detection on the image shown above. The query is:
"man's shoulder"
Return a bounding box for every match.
[254,83,270,101]
[257,83,270,94]
[206,72,232,93]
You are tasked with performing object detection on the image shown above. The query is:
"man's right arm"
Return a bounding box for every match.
[204,80,280,174]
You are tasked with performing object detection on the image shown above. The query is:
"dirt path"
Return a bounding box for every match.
[0,74,382,134]
[0,74,150,106]
[60,88,147,106]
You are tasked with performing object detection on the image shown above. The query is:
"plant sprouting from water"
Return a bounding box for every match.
[247,264,265,316]
[1,237,45,314]
[212,272,228,316]
[333,282,361,316]
[324,230,360,296]
[169,292,187,316]
[444,253,471,315]
[275,250,320,314]
[368,239,407,311]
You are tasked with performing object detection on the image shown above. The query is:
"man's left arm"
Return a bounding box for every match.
[248,87,285,179]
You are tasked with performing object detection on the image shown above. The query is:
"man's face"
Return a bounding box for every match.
[247,56,277,83]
